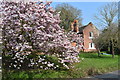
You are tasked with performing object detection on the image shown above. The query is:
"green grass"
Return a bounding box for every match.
[72,53,119,77]
[3,52,119,79]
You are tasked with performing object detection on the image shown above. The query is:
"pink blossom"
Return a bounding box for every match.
[1,1,83,70]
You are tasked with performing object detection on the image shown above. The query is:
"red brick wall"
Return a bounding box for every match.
[83,23,99,52]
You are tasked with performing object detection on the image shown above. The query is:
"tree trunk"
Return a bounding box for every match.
[97,48,101,57]
[96,45,101,57]
[110,39,114,58]
[112,39,115,58]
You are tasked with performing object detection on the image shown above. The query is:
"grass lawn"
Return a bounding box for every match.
[3,52,119,79]
[73,53,119,77]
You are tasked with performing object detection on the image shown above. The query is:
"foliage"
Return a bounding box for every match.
[67,31,84,50]
[3,54,69,70]
[94,2,119,57]
[55,3,82,31]
[94,23,119,55]
[94,2,118,28]
[2,53,119,79]
[1,1,81,70]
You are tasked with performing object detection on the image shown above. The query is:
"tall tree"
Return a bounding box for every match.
[55,3,82,31]
[94,2,118,58]
[95,2,118,27]
[118,2,120,51]
[94,23,118,57]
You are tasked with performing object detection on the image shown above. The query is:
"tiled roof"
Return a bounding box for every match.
[78,22,99,34]
[78,26,87,33]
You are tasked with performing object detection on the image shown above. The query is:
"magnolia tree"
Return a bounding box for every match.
[67,31,84,51]
[1,1,82,70]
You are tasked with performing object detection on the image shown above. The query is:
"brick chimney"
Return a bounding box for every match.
[71,20,79,33]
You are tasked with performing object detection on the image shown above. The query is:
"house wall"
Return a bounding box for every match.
[83,23,99,52]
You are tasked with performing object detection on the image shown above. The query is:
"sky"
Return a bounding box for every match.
[51,2,110,30]
[0,0,118,30]
[0,0,119,2]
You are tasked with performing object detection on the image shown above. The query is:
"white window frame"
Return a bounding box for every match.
[89,32,94,39]
[89,43,95,49]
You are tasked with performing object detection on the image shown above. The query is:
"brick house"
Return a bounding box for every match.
[71,21,99,52]
[79,22,99,52]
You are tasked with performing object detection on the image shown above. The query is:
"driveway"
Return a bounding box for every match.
[87,70,120,80]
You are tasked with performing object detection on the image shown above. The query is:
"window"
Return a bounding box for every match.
[89,43,95,49]
[89,32,93,37]
[89,32,94,39]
